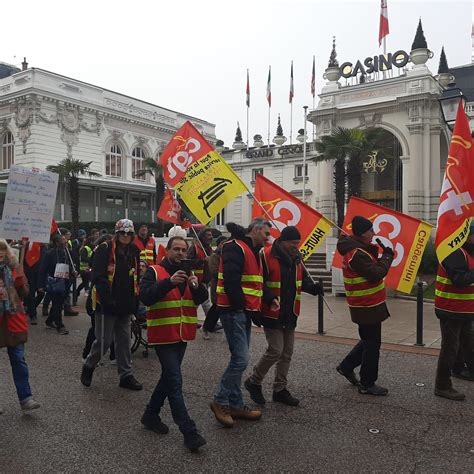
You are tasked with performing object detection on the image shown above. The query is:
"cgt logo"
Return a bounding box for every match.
[261,198,302,231]
[166,136,202,180]
[371,214,404,267]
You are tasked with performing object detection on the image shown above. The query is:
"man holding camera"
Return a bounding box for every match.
[139,236,208,452]
[335,216,394,396]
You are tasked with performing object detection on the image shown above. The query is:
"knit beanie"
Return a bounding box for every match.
[351,216,373,236]
[280,226,301,241]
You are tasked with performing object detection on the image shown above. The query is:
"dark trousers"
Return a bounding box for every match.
[203,304,220,332]
[82,313,116,361]
[76,271,91,298]
[339,322,382,387]
[145,342,196,435]
[46,293,67,329]
[436,318,474,389]
[24,282,38,320]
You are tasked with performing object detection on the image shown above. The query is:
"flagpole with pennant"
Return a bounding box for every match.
[379,0,389,78]
[246,68,250,150]
[289,61,294,144]
[266,65,271,146]
[311,55,316,141]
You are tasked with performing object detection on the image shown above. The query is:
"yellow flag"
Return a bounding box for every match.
[174,150,248,224]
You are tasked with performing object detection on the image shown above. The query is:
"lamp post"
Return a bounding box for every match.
[438,82,466,131]
[296,106,309,201]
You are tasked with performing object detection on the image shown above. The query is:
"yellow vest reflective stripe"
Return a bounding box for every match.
[148,299,195,310]
[343,276,368,284]
[147,315,198,327]
[434,289,474,300]
[345,282,385,297]
[217,272,263,283]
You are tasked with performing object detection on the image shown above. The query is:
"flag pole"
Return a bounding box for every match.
[267,107,271,147]
[312,95,316,142]
[246,103,250,150]
[290,102,293,145]
[302,106,308,202]
[246,68,250,150]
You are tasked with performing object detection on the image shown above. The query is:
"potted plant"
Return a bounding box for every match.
[323,37,341,82]
[410,19,433,66]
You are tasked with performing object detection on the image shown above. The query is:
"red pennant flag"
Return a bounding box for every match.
[246,69,250,108]
[50,219,58,235]
[159,121,213,187]
[435,100,474,262]
[378,0,389,46]
[333,197,433,294]
[289,61,294,104]
[266,66,271,107]
[25,242,41,267]
[252,175,333,260]
[157,188,192,228]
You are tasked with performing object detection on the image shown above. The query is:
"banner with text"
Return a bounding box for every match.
[252,174,334,260]
[0,166,58,243]
[160,121,248,224]
[332,197,433,294]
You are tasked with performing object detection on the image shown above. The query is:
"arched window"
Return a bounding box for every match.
[132,146,146,181]
[1,132,14,171]
[106,144,122,177]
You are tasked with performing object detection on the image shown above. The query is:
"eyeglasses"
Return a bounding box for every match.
[117,231,132,236]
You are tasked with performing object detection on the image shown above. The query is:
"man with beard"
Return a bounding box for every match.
[244,226,323,406]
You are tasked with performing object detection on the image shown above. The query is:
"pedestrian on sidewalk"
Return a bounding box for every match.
[75,234,94,300]
[0,239,40,413]
[38,231,76,335]
[245,226,323,406]
[434,223,474,401]
[23,240,46,325]
[80,219,142,391]
[336,216,394,396]
[140,236,208,452]
[133,223,157,265]
[210,219,278,428]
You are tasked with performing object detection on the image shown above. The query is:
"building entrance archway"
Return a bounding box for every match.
[360,128,403,211]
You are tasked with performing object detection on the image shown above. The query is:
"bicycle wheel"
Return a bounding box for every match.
[130,320,141,353]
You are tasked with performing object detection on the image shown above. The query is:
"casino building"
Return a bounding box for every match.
[220,39,474,234]
[0,60,216,224]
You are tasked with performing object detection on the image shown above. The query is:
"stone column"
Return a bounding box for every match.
[406,124,424,219]
[429,125,441,225]
[94,187,99,222]
[399,155,410,215]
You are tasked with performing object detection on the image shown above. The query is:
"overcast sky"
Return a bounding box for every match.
[4,0,473,146]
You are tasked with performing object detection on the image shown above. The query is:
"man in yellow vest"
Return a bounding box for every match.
[434,223,474,401]
[245,226,323,406]
[336,216,394,396]
[133,223,157,265]
[139,235,208,451]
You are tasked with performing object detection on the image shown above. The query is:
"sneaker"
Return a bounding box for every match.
[213,323,223,332]
[21,399,40,411]
[42,306,49,317]
[452,370,474,382]
[109,359,117,366]
[336,365,360,386]
[358,384,388,396]
[272,388,300,406]
[210,401,234,428]
[244,378,266,405]
[119,375,143,391]
[30,316,38,326]
[45,320,56,329]
[228,405,262,421]
[64,307,79,316]
[57,326,69,335]
[184,431,207,452]
[80,364,94,387]
[434,387,466,401]
[201,327,210,340]
[141,413,169,434]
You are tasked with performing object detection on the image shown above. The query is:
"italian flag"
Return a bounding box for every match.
[266,66,271,107]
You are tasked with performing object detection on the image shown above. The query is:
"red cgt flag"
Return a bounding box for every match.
[252,175,333,260]
[435,101,474,262]
[378,0,389,46]
[333,197,433,294]
[50,219,58,235]
[159,121,213,187]
[157,188,191,228]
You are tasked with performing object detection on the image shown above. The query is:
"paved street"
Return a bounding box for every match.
[1,306,472,473]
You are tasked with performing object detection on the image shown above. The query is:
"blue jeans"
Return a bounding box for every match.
[145,342,196,435]
[214,311,251,408]
[7,344,33,403]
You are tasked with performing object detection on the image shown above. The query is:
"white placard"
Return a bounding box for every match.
[54,263,69,279]
[0,166,59,243]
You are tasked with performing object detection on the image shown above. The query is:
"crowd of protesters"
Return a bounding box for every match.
[1,216,472,451]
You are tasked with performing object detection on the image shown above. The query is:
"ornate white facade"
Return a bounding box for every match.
[0,64,216,224]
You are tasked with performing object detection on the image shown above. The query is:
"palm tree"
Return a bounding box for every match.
[135,157,166,236]
[47,158,100,234]
[314,127,390,228]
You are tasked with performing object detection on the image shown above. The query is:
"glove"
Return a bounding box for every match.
[251,313,262,327]
[382,246,395,258]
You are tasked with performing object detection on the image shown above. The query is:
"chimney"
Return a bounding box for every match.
[21,57,28,71]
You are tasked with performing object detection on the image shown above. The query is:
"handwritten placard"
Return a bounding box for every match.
[0,166,59,243]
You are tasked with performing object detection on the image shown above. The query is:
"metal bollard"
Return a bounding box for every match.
[317,277,325,335]
[415,281,425,346]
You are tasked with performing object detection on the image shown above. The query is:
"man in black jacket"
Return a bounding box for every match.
[245,226,323,406]
[434,224,474,400]
[80,219,142,391]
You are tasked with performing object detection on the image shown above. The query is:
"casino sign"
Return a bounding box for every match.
[339,50,410,78]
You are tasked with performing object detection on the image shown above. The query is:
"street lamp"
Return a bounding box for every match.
[438,82,466,131]
[296,106,309,201]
